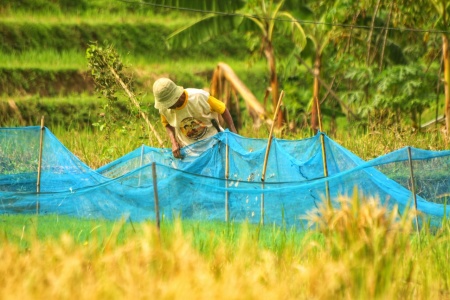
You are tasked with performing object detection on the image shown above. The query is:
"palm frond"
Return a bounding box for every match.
[142,0,246,12]
[167,15,244,48]
[268,1,286,39]
[238,15,265,33]
[277,11,307,50]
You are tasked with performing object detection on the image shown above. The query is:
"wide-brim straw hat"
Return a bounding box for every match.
[153,78,184,110]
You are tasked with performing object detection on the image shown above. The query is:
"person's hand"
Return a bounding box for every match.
[172,142,182,158]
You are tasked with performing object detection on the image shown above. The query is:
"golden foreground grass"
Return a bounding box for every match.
[1,194,449,299]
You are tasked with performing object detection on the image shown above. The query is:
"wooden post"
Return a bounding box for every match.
[261,91,284,225]
[138,145,144,187]
[152,162,160,234]
[407,147,420,234]
[316,96,331,207]
[225,133,230,222]
[36,116,45,214]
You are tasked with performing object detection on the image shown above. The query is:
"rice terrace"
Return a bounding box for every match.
[1,1,450,299]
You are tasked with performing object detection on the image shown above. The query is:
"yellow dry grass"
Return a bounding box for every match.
[1,195,449,300]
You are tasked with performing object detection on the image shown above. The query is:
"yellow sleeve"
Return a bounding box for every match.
[207,96,226,114]
[160,114,168,127]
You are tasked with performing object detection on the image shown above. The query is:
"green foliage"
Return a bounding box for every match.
[1,0,448,134]
[86,42,138,139]
[373,63,436,127]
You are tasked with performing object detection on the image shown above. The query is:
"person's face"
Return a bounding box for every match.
[169,92,185,109]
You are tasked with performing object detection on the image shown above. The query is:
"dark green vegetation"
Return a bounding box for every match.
[2,0,449,136]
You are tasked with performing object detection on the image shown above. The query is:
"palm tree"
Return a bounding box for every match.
[149,0,306,128]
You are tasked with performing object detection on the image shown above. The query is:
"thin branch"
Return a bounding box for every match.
[108,66,164,147]
[297,55,359,120]
[379,0,393,72]
[366,0,381,66]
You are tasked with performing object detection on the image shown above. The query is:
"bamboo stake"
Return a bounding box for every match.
[138,144,144,187]
[225,133,230,222]
[260,90,285,225]
[108,65,164,147]
[152,162,160,235]
[407,147,420,234]
[316,96,331,206]
[36,116,45,214]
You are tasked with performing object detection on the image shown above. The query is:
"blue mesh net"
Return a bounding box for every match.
[1,126,449,228]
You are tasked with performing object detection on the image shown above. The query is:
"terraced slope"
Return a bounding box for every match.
[0,0,251,127]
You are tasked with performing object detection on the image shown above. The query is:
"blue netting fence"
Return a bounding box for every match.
[1,126,449,228]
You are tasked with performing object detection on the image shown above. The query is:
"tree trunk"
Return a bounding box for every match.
[443,34,450,136]
[366,0,381,65]
[311,51,322,134]
[264,39,284,128]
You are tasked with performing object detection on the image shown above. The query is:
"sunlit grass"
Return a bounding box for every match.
[334,127,449,160]
[1,10,191,27]
[0,49,267,79]
[0,50,87,69]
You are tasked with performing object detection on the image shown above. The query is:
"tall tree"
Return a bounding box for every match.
[298,0,361,133]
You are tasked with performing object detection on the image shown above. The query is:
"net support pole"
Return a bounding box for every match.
[319,132,331,206]
[316,96,331,207]
[225,133,230,222]
[152,162,160,234]
[261,90,284,226]
[407,147,420,234]
[36,116,45,214]
[138,144,144,187]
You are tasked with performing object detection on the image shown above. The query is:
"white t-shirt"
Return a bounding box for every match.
[159,88,226,146]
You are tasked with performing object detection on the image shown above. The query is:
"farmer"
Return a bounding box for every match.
[153,77,237,158]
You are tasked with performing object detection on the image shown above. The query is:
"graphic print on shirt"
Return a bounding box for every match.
[179,117,208,140]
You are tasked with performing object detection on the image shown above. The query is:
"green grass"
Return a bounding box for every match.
[0,48,266,74]
[1,0,193,25]
[0,50,88,69]
[1,12,186,26]
[50,121,449,169]
[0,214,135,249]
[0,213,308,254]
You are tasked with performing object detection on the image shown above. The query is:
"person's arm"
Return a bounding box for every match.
[165,124,182,158]
[207,95,238,134]
[221,108,237,134]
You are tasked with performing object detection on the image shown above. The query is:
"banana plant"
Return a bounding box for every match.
[148,0,307,128]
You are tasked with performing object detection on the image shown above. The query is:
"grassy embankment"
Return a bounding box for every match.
[0,2,265,130]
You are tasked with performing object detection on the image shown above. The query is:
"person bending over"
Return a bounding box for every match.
[153,78,237,158]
